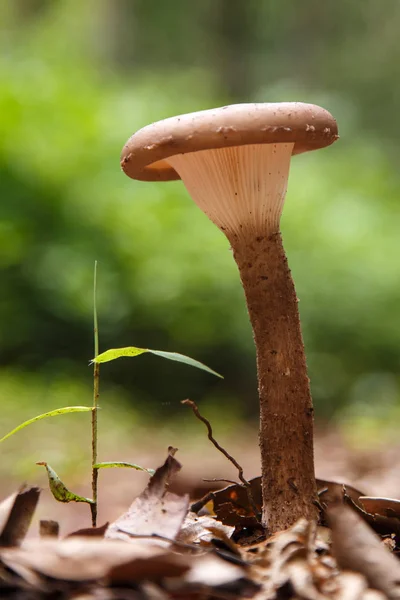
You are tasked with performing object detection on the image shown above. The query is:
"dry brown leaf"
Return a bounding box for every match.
[359,496,400,519]
[1,537,190,583]
[317,479,366,511]
[197,476,365,532]
[107,551,189,584]
[343,491,400,538]
[210,476,262,527]
[362,591,388,600]
[329,503,400,599]
[334,571,368,600]
[177,512,234,546]
[106,449,189,545]
[176,552,259,597]
[66,522,109,538]
[284,557,327,600]
[0,486,40,547]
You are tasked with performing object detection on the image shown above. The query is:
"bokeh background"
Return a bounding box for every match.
[2,1,400,519]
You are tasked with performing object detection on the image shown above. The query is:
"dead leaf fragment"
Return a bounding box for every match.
[0,537,189,583]
[359,496,400,519]
[178,512,234,546]
[317,479,366,511]
[328,503,400,599]
[178,552,259,597]
[335,571,368,600]
[66,522,109,538]
[106,449,189,545]
[0,486,40,547]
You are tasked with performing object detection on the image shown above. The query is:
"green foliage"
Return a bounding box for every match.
[37,462,94,504]
[1,0,400,438]
[93,347,223,378]
[94,462,154,474]
[0,407,93,443]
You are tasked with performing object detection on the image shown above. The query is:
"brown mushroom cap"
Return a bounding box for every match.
[121,102,338,182]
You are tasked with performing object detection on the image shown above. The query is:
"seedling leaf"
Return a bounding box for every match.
[0,407,93,443]
[37,462,94,504]
[94,462,155,474]
[92,347,223,378]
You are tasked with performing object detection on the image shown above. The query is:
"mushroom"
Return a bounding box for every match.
[121,103,338,533]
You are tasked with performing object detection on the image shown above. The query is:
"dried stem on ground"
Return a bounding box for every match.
[181,399,261,522]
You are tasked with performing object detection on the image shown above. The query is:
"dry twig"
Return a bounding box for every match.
[181,399,261,523]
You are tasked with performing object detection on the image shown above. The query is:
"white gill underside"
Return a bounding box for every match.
[167,143,294,239]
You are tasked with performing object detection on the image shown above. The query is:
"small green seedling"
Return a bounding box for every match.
[1,262,222,526]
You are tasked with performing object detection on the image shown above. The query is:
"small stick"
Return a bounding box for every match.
[181,399,261,523]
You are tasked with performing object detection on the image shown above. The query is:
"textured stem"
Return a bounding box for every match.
[90,261,99,527]
[231,230,318,533]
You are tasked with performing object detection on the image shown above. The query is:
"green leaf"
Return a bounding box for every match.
[37,462,94,504]
[94,461,155,474]
[0,406,93,443]
[91,347,223,378]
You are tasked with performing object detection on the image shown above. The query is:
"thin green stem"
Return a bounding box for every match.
[90,260,100,527]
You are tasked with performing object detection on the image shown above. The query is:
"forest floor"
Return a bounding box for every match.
[2,424,400,599]
[3,425,400,536]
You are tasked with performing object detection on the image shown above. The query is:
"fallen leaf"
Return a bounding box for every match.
[332,570,368,600]
[178,552,259,598]
[178,512,235,547]
[0,537,190,583]
[106,448,189,545]
[328,503,400,599]
[66,522,109,538]
[0,486,40,547]
[208,476,262,527]
[359,496,400,519]
[317,479,366,512]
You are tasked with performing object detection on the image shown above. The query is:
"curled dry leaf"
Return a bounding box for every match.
[194,477,366,527]
[177,553,259,598]
[248,519,334,600]
[197,476,400,543]
[334,571,368,600]
[317,479,366,512]
[328,503,400,599]
[359,496,400,519]
[177,512,235,547]
[343,492,400,538]
[1,537,258,598]
[106,449,189,545]
[0,486,40,547]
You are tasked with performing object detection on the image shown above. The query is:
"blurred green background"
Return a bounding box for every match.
[2,0,400,483]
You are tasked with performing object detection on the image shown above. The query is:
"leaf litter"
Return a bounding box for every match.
[3,410,400,598]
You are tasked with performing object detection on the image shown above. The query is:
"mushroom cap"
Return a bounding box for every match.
[121,102,338,182]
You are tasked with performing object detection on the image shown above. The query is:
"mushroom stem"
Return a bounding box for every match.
[230,229,318,532]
